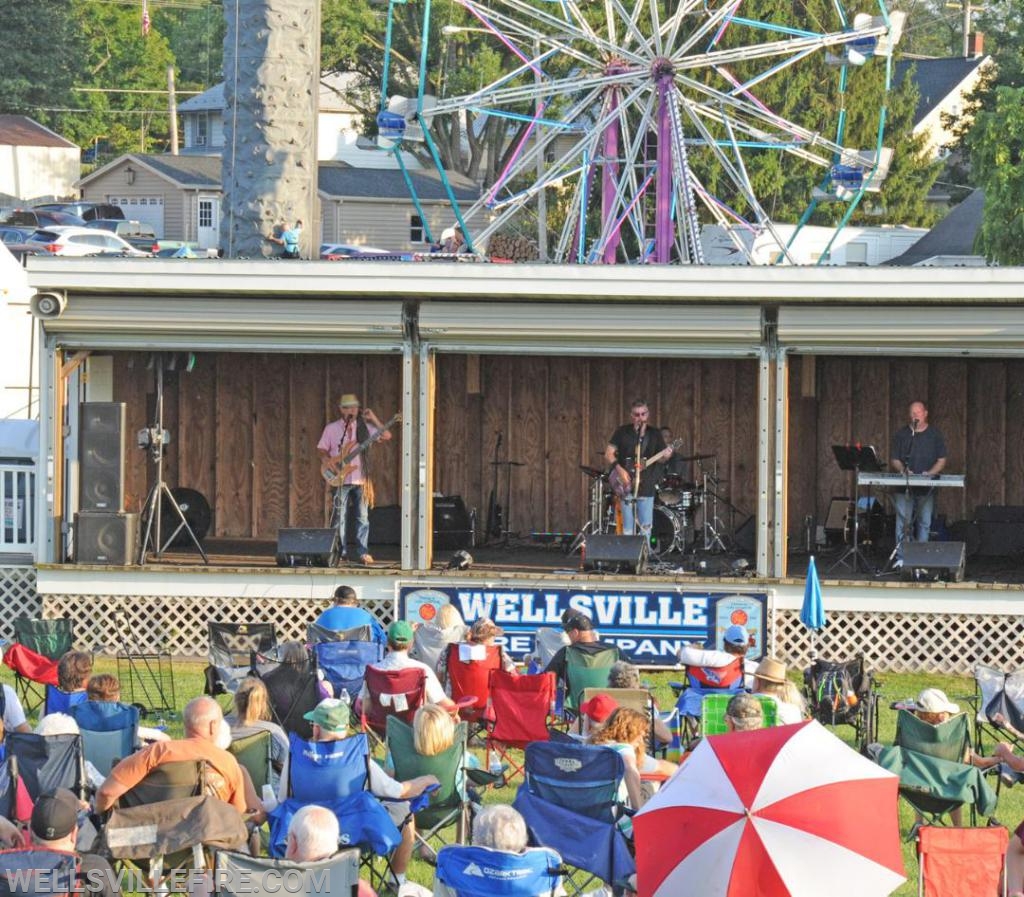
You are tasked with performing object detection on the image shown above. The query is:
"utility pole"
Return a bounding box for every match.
[167,66,179,155]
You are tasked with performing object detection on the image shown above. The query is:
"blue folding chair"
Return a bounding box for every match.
[44,687,88,716]
[512,741,635,895]
[267,732,403,882]
[313,639,384,703]
[435,844,563,897]
[68,700,140,776]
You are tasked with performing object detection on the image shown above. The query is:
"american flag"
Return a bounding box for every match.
[142,0,151,36]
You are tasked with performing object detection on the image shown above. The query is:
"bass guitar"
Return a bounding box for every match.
[608,437,685,500]
[321,413,401,488]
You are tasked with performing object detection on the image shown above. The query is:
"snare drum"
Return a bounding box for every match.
[658,479,702,511]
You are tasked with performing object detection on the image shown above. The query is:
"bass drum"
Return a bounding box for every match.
[650,505,688,559]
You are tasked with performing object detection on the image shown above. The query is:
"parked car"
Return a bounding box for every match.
[319,242,392,260]
[2,209,86,229]
[27,226,151,257]
[33,201,124,222]
[0,225,34,245]
[85,219,159,252]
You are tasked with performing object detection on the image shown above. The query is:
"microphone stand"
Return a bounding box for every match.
[882,423,917,575]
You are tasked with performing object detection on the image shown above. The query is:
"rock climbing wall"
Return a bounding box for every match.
[220,0,320,259]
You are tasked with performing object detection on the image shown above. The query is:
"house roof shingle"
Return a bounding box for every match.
[317,163,479,202]
[885,188,985,266]
[0,115,77,149]
[894,56,988,128]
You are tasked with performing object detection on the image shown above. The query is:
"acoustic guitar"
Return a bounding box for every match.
[321,413,401,488]
[608,437,685,499]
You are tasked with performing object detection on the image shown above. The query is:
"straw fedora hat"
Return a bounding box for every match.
[754,657,788,684]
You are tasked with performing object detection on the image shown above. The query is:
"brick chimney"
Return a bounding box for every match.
[967,32,984,58]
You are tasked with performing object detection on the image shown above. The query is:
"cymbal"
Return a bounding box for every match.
[680,453,716,462]
[579,465,607,480]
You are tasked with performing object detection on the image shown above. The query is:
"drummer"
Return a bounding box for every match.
[660,427,691,483]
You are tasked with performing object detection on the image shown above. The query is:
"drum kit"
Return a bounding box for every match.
[573,453,733,565]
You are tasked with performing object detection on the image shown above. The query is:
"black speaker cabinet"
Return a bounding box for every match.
[79,402,126,511]
[368,505,402,545]
[583,534,648,574]
[434,495,473,551]
[974,505,1024,557]
[276,528,340,567]
[75,511,138,564]
[902,540,966,583]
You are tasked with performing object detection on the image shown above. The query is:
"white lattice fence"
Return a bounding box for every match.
[42,594,397,658]
[772,608,1024,675]
[0,566,40,641]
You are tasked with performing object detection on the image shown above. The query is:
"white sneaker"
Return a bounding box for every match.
[893,559,904,569]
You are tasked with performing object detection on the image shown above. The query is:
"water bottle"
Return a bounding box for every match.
[339,688,350,706]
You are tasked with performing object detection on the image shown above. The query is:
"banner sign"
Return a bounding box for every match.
[398,584,769,666]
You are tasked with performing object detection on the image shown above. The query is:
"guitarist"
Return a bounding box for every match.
[317,393,393,565]
[604,399,672,538]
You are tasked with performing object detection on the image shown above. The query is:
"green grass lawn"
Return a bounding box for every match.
[3,660,1015,896]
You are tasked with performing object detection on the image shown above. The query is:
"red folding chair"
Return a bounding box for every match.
[3,643,60,716]
[360,666,427,741]
[445,643,502,738]
[916,825,1008,897]
[485,670,557,783]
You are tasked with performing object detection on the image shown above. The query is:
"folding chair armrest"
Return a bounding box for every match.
[466,768,504,788]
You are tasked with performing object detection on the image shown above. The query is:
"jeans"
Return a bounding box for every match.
[333,484,369,558]
[893,489,935,559]
[621,496,654,536]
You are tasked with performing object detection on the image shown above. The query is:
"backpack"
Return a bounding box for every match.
[814,666,856,723]
[0,848,79,897]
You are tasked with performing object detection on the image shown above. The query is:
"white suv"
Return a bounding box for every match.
[27,226,151,257]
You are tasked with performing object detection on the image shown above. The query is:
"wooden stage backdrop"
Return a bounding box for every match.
[787,356,1024,539]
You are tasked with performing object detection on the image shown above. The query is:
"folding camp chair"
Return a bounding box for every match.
[435,844,563,897]
[104,760,248,892]
[670,654,746,745]
[386,716,470,856]
[212,848,361,897]
[513,740,636,895]
[578,686,671,757]
[361,666,427,741]
[14,617,74,660]
[975,665,1024,754]
[485,670,557,783]
[254,653,320,741]
[268,732,403,891]
[5,617,73,715]
[916,825,1009,897]
[205,622,277,698]
[874,709,997,826]
[44,687,88,716]
[409,624,466,677]
[0,732,87,822]
[228,729,273,795]
[313,638,384,705]
[308,621,386,652]
[803,655,879,751]
[68,700,140,777]
[445,642,502,738]
[563,645,619,717]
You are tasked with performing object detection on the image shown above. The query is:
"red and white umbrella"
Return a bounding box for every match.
[634,720,905,897]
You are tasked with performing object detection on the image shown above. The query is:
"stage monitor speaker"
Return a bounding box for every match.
[434,495,473,551]
[75,511,138,565]
[974,505,1024,557]
[276,528,339,567]
[583,534,648,574]
[159,487,212,547]
[368,505,402,546]
[902,540,966,583]
[79,402,126,511]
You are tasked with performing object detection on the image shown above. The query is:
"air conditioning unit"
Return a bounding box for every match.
[195,135,206,146]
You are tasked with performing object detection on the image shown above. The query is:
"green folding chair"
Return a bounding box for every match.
[564,645,619,716]
[228,729,274,793]
[700,693,777,735]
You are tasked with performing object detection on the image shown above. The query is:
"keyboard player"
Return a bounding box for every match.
[890,400,947,566]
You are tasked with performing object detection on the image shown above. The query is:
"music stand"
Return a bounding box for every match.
[828,444,882,574]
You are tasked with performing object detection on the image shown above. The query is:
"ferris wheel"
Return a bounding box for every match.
[378,0,905,264]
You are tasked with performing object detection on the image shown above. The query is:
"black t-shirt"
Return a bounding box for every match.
[608,424,667,498]
[891,424,947,474]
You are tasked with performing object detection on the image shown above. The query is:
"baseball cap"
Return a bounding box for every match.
[723,624,749,646]
[304,698,351,733]
[563,613,594,633]
[31,788,78,841]
[579,694,618,724]
[914,688,959,715]
[388,620,414,646]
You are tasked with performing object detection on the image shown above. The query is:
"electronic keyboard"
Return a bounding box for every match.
[857,472,965,488]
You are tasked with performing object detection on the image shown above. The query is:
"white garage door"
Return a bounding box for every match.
[109,196,165,238]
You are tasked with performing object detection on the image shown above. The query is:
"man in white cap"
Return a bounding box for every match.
[317,393,393,565]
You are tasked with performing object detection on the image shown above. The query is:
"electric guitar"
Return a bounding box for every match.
[608,438,685,499]
[321,413,401,487]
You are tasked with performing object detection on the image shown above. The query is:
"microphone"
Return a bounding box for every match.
[911,418,920,431]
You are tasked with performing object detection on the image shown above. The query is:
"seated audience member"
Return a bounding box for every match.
[579,693,619,738]
[96,696,263,822]
[280,698,439,888]
[35,713,106,790]
[544,613,617,686]
[227,677,289,785]
[314,585,385,641]
[411,703,480,795]
[466,617,517,674]
[724,693,764,733]
[433,603,468,637]
[675,624,754,718]
[285,805,377,897]
[29,788,118,897]
[606,660,673,744]
[751,658,806,725]
[0,813,25,847]
[359,622,456,714]
[589,708,678,810]
[58,651,93,695]
[85,673,169,743]
[0,672,30,734]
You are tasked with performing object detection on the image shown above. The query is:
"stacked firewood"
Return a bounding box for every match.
[486,233,540,262]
